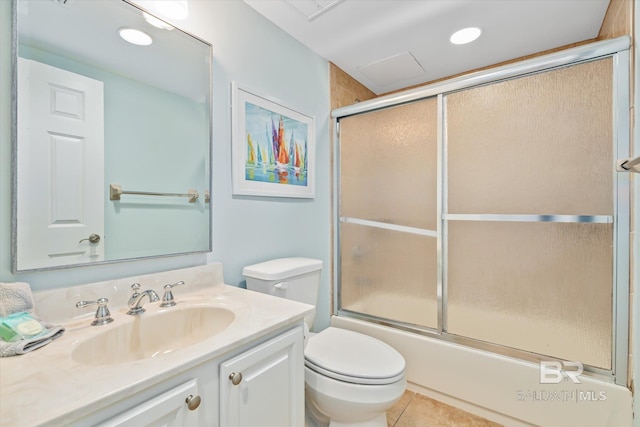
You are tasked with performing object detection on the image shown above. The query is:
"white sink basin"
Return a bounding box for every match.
[72,307,234,366]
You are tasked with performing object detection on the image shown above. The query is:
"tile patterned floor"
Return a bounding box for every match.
[387,391,504,427]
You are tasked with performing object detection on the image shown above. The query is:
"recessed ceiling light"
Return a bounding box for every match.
[118,28,153,46]
[154,0,189,20]
[450,27,482,45]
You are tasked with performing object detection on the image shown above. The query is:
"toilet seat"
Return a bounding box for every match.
[304,327,405,385]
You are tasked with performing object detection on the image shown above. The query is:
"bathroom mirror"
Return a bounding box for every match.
[11,0,212,272]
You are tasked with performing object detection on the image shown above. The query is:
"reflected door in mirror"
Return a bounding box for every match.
[16,58,105,270]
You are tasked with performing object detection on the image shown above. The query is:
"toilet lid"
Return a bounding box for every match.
[304,327,405,385]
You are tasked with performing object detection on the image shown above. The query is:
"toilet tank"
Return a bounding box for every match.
[242,257,322,329]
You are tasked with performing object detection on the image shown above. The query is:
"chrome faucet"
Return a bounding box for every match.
[127,283,160,315]
[76,297,114,326]
[160,281,186,307]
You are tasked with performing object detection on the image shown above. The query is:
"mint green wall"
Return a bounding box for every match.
[197,1,331,331]
[0,1,331,330]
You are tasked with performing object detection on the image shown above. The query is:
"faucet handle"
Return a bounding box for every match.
[160,281,185,307]
[76,297,114,326]
[166,281,185,289]
[130,283,141,296]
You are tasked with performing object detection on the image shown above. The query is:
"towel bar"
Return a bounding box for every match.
[109,184,199,202]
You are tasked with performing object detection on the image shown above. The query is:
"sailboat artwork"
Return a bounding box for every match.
[232,83,315,198]
[244,101,309,187]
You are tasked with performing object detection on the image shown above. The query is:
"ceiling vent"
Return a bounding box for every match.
[285,0,344,21]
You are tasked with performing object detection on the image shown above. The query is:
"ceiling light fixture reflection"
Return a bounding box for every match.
[154,0,189,20]
[143,12,174,30]
[118,28,153,46]
[450,27,482,45]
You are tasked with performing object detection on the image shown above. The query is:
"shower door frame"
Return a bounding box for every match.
[332,36,631,386]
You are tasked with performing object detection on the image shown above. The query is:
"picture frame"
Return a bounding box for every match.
[231,82,315,198]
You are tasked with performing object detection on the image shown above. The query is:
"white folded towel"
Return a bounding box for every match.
[0,282,34,318]
[0,282,65,357]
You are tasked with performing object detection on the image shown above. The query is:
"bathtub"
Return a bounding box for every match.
[331,315,633,427]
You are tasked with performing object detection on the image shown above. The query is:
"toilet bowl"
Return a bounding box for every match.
[243,258,406,427]
[304,327,406,427]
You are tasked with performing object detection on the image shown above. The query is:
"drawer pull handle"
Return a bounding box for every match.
[185,394,201,411]
[229,372,243,385]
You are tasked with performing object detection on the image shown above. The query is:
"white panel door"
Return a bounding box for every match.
[17,58,105,270]
[220,327,304,427]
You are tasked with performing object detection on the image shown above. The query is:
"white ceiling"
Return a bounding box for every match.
[18,0,210,102]
[244,0,611,95]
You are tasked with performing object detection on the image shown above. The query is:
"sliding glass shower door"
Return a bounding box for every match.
[338,98,439,329]
[335,41,630,382]
[444,58,614,369]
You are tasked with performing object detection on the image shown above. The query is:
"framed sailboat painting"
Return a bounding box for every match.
[231,82,315,198]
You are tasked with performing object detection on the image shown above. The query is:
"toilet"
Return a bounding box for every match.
[243,257,406,427]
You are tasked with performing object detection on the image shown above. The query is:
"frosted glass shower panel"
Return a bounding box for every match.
[446,58,613,215]
[340,222,438,329]
[447,221,613,369]
[339,98,438,230]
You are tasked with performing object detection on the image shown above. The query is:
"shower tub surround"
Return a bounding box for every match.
[0,263,313,426]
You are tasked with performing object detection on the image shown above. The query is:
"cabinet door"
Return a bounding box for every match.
[98,379,201,427]
[220,326,304,427]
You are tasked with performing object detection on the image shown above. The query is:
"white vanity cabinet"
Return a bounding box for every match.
[68,358,219,427]
[65,325,304,427]
[220,326,305,427]
[0,266,314,427]
[97,379,202,427]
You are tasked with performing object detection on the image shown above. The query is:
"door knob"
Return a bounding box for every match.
[229,372,243,385]
[79,234,101,244]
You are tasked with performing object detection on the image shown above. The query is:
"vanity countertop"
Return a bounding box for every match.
[0,271,313,426]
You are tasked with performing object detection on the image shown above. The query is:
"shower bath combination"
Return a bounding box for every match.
[331,37,633,426]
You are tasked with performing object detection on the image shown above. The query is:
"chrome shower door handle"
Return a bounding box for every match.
[79,233,101,244]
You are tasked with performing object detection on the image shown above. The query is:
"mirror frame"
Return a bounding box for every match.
[10,0,213,273]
